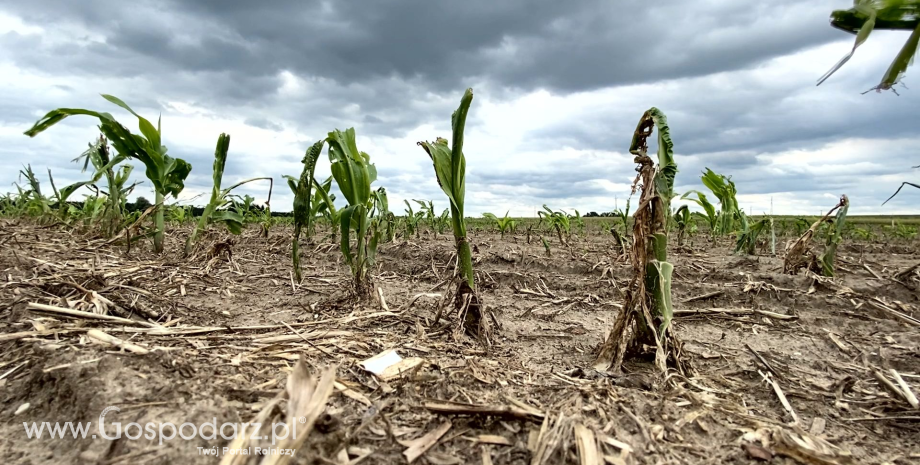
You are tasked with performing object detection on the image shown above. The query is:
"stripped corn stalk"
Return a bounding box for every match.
[783,195,850,276]
[595,108,687,375]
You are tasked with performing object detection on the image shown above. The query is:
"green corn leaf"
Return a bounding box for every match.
[100,94,162,151]
[24,95,192,253]
[878,20,920,90]
[211,133,231,192]
[313,177,337,216]
[819,5,878,85]
[211,210,244,235]
[647,108,676,201]
[420,138,461,213]
[818,195,850,276]
[284,176,298,195]
[293,140,325,236]
[372,187,389,216]
[327,128,373,206]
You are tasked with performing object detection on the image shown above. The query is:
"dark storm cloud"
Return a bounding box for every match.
[1,0,918,215]
[3,1,840,98]
[0,0,850,154]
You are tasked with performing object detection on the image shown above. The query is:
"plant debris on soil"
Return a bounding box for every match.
[1,220,919,464]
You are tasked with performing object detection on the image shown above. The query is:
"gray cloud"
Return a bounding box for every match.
[243,117,283,132]
[1,0,919,216]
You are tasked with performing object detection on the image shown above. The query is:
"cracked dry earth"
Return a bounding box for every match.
[0,221,918,464]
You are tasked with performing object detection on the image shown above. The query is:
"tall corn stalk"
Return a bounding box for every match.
[24,95,191,253]
[185,133,273,255]
[286,140,325,282]
[418,88,491,344]
[595,108,685,374]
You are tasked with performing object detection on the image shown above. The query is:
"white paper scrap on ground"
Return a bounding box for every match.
[361,349,403,375]
[360,349,424,380]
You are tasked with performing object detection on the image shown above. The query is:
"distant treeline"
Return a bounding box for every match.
[55,197,300,218]
[583,212,620,217]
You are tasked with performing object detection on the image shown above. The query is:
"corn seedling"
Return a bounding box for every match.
[784,195,850,276]
[885,220,919,241]
[735,215,775,255]
[73,135,138,236]
[482,211,516,238]
[433,208,450,236]
[327,127,380,297]
[185,133,273,255]
[819,0,920,93]
[681,191,719,239]
[686,168,740,237]
[612,199,631,235]
[367,187,390,264]
[80,192,107,227]
[570,209,585,236]
[818,198,849,276]
[673,205,692,246]
[596,107,685,375]
[541,236,552,257]
[312,177,341,240]
[419,88,491,343]
[285,139,325,281]
[402,200,425,238]
[256,206,273,237]
[850,226,875,240]
[14,165,52,218]
[24,95,192,253]
[46,169,86,222]
[538,205,571,245]
[166,204,193,224]
[415,199,437,233]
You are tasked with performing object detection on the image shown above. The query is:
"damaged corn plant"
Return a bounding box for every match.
[735,215,776,256]
[595,108,686,375]
[418,88,492,345]
[71,135,138,236]
[482,211,516,239]
[24,94,191,253]
[783,195,850,276]
[327,128,384,298]
[286,140,325,282]
[185,133,273,255]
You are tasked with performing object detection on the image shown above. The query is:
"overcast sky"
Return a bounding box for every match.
[1,1,918,216]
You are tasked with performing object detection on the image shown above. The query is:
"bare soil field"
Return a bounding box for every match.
[1,221,918,464]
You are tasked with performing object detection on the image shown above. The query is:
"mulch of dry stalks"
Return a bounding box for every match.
[0,219,919,465]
